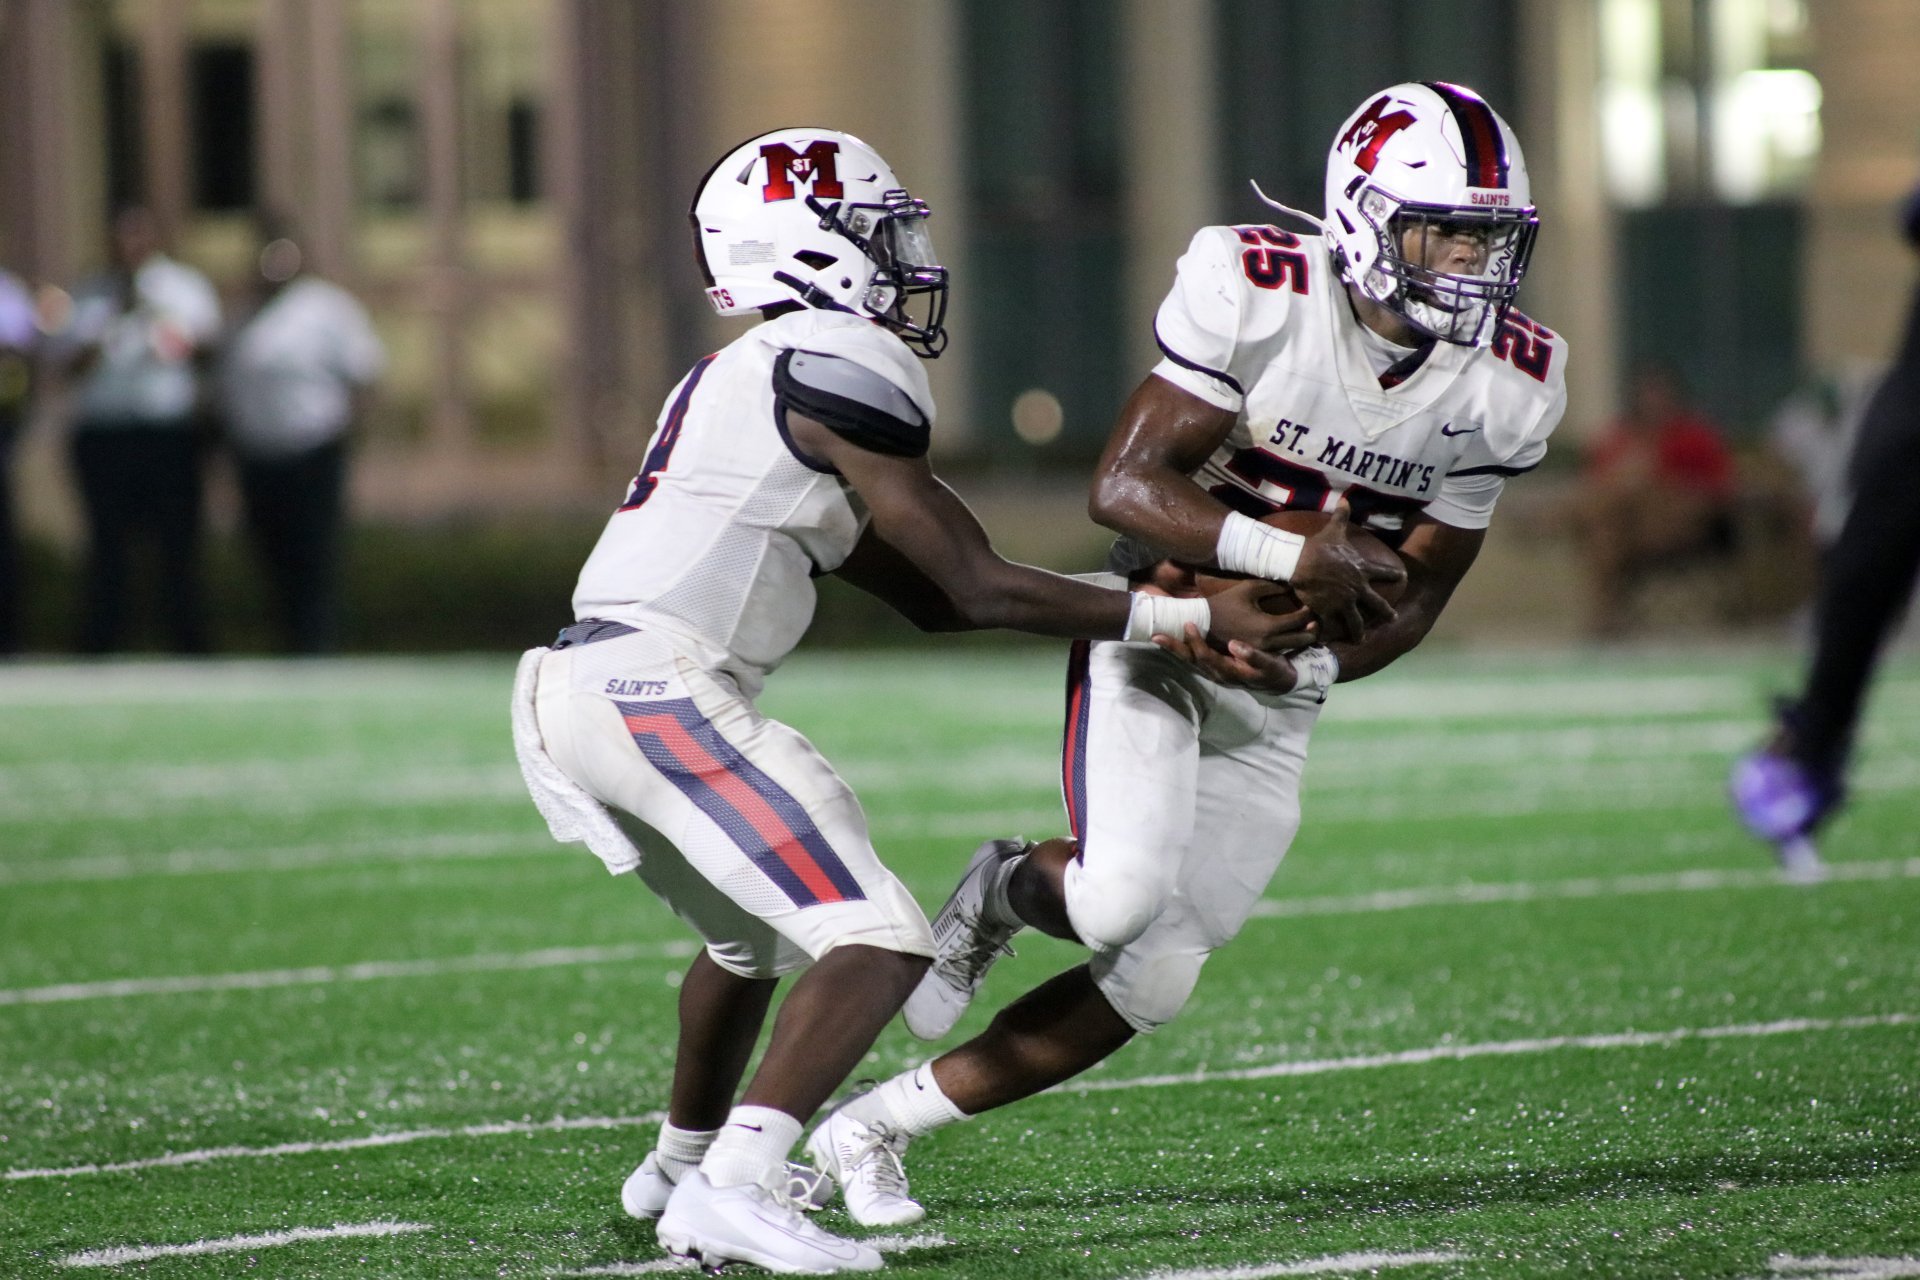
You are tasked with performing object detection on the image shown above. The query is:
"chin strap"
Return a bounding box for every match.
[771,271,855,316]
[1249,180,1331,237]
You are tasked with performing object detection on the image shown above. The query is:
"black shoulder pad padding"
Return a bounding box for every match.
[774,349,930,458]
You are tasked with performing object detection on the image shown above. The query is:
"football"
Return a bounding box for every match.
[1134,509,1407,610]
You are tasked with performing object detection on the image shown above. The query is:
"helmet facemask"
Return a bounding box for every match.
[805,189,949,358]
[1347,185,1538,347]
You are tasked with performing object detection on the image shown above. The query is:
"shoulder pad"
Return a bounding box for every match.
[774,348,930,458]
[1466,310,1568,465]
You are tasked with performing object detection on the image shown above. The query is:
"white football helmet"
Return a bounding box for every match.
[689,127,949,357]
[1321,82,1538,347]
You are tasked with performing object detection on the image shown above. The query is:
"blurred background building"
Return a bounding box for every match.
[0,0,1915,649]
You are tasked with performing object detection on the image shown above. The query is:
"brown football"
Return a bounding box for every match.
[1133,509,1407,610]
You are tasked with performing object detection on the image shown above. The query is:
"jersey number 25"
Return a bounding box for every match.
[1234,226,1310,294]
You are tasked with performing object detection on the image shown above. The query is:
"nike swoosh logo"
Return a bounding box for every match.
[733,1123,764,1133]
[765,1219,865,1260]
[1439,422,1480,437]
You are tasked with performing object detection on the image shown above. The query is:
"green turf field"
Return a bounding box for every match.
[3,646,1916,1279]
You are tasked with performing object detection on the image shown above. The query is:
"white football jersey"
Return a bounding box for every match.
[571,309,934,696]
[1128,223,1568,569]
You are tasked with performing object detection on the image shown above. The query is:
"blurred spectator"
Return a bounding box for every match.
[1732,181,1920,878]
[1767,360,1881,548]
[52,207,221,654]
[219,215,384,654]
[0,265,36,654]
[1572,362,1739,638]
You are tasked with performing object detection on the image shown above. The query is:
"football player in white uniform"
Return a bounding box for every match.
[801,84,1569,1225]
[510,127,1376,1273]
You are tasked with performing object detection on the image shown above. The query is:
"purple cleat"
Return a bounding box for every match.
[1729,748,1839,883]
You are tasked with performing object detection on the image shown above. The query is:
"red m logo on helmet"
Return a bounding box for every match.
[760,141,845,202]
[1339,96,1417,174]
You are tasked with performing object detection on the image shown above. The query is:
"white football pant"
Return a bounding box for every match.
[1060,639,1321,1031]
[530,628,933,977]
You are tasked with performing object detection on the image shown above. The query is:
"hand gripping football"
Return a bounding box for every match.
[1134,508,1407,613]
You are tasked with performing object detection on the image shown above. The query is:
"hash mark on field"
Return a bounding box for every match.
[1252,857,1920,919]
[0,942,694,1006]
[56,1219,430,1267]
[12,1014,1912,1183]
[1067,1012,1918,1094]
[7,1114,662,1181]
[1123,1249,1465,1278]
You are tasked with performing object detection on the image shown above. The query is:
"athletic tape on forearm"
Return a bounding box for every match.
[1215,511,1304,582]
[1124,592,1212,643]
[1290,645,1339,703]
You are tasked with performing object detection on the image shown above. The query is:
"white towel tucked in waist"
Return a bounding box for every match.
[511,648,643,875]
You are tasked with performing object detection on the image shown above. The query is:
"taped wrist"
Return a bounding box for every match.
[1289,645,1340,703]
[1215,511,1304,582]
[1124,592,1212,643]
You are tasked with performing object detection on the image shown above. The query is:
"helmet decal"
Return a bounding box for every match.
[1338,95,1417,176]
[757,139,845,202]
[1424,81,1509,189]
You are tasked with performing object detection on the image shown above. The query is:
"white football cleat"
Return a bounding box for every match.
[805,1107,923,1227]
[621,1151,676,1220]
[904,837,1028,1040]
[623,1151,834,1221]
[657,1168,881,1273]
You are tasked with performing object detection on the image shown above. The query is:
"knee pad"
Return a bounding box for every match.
[1064,856,1172,950]
[1094,949,1208,1032]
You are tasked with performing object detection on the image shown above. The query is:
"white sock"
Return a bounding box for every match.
[700,1105,802,1189]
[984,849,1028,929]
[844,1063,971,1137]
[655,1122,716,1184]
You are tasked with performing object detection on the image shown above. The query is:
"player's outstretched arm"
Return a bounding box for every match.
[792,410,1304,648]
[1090,376,1396,639]
[832,526,968,632]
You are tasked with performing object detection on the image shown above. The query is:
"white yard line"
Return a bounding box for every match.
[11,1012,1911,1183]
[1250,857,1920,919]
[0,942,692,1007]
[865,1234,951,1253]
[8,1114,661,1181]
[1123,1251,1465,1280]
[8,857,1913,1008]
[1065,1012,1917,1094]
[552,1233,952,1274]
[56,1219,430,1268]
[1767,1256,1920,1279]
[0,830,546,887]
[0,764,525,821]
[0,811,1065,887]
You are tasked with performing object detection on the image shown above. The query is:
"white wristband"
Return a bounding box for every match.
[1289,645,1340,703]
[1124,592,1212,643]
[1215,511,1305,582]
